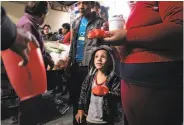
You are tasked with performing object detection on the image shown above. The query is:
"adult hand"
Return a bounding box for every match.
[103,29,127,45]
[10,28,39,66]
[75,110,87,124]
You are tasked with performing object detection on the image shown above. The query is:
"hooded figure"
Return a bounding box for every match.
[76,45,121,125]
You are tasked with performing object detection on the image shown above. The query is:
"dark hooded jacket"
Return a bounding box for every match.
[78,45,121,122]
[42,32,58,41]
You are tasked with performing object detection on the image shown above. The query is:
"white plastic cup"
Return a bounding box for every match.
[109,15,125,77]
[109,15,125,30]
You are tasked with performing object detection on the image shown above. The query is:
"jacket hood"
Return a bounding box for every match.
[88,45,116,82]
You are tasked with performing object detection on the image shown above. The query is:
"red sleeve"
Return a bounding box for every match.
[62,31,71,44]
[126,1,183,50]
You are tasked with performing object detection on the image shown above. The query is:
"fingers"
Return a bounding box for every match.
[27,44,31,54]
[75,113,85,124]
[103,31,114,42]
[104,36,115,42]
[75,114,80,123]
[30,35,40,48]
[80,115,82,123]
[18,49,29,66]
[11,28,39,66]
[75,115,79,123]
[24,31,39,48]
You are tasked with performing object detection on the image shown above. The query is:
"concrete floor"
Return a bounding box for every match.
[2,107,124,125]
[44,106,124,125]
[43,93,124,125]
[2,94,124,125]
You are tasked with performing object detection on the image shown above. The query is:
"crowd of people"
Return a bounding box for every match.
[1,1,183,125]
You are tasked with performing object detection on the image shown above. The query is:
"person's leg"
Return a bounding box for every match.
[69,66,88,125]
[67,64,77,104]
[124,115,129,125]
[18,95,43,125]
[121,80,183,125]
[121,80,136,125]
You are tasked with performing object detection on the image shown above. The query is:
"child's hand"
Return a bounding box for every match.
[75,110,87,124]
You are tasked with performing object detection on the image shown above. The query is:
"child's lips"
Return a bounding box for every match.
[96,63,102,66]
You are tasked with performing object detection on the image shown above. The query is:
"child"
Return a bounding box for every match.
[75,45,121,125]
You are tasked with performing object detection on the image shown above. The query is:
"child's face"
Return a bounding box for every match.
[94,50,108,70]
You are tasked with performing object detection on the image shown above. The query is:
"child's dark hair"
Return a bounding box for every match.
[62,23,70,32]
[25,1,49,17]
[58,28,62,34]
[43,24,51,30]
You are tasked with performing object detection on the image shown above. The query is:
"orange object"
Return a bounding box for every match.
[1,42,47,101]
[101,85,109,94]
[88,29,109,39]
[92,85,109,96]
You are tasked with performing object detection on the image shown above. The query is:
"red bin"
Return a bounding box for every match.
[1,42,47,101]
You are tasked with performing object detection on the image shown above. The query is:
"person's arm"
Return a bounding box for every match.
[78,75,91,110]
[76,74,88,125]
[1,7,39,66]
[62,31,71,44]
[75,75,90,124]
[21,24,46,55]
[106,76,121,101]
[66,22,75,68]
[104,2,183,49]
[69,21,76,58]
[1,7,17,50]
[126,1,183,50]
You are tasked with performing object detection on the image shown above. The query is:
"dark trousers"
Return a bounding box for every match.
[67,64,88,124]
[18,95,43,125]
[46,70,63,90]
[121,80,183,125]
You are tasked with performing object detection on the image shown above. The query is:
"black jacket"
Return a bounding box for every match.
[69,12,105,66]
[42,33,58,41]
[78,45,121,122]
[1,7,17,50]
